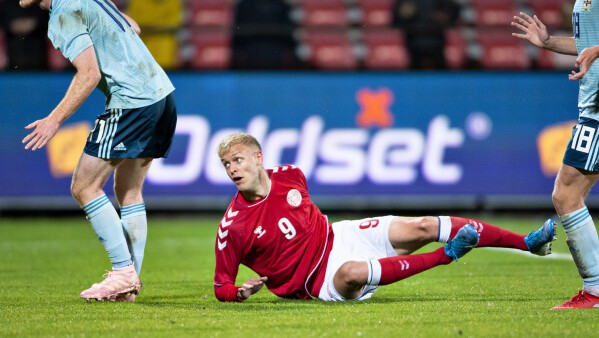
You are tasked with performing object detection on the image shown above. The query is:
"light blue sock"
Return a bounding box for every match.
[83,194,132,270]
[560,207,599,292]
[121,203,147,275]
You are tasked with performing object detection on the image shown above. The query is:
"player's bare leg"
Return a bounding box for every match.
[552,165,596,216]
[387,215,553,254]
[552,164,599,309]
[387,216,440,255]
[114,158,152,207]
[112,158,153,302]
[71,153,120,206]
[332,222,478,300]
[72,153,138,301]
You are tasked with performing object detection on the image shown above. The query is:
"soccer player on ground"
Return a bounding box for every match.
[19,0,177,302]
[512,5,599,309]
[213,133,556,302]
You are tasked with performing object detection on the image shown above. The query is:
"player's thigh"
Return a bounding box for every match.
[72,153,121,204]
[318,217,396,301]
[113,158,153,205]
[388,216,438,255]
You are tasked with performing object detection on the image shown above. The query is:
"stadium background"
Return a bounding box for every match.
[0,0,588,214]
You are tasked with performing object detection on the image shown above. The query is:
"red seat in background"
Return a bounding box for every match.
[300,29,357,70]
[186,0,235,28]
[356,0,394,28]
[526,0,568,29]
[471,0,518,27]
[296,0,349,27]
[445,28,469,70]
[362,28,409,70]
[476,29,530,69]
[0,30,7,70]
[188,29,232,70]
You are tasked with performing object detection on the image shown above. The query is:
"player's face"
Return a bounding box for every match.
[220,144,263,193]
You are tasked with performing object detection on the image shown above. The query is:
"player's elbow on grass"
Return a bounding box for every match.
[214,283,244,302]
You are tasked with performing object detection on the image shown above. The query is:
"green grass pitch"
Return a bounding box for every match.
[1,215,598,337]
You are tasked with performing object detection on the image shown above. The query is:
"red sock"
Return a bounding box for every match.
[449,216,528,250]
[378,247,452,285]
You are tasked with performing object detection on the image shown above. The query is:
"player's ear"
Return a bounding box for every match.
[255,151,263,166]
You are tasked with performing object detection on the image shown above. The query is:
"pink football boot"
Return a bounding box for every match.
[80,264,141,302]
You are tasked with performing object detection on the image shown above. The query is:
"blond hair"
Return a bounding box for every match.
[217,132,262,157]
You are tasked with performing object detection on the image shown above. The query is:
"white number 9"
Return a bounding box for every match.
[278,218,297,240]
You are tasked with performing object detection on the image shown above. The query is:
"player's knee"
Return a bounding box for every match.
[70,180,84,203]
[552,187,582,213]
[551,189,562,208]
[407,216,437,240]
[337,261,368,287]
[114,185,143,206]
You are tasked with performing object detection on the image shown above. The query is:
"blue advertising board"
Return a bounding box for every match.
[0,72,583,211]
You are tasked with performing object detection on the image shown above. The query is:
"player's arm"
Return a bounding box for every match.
[120,12,141,34]
[22,46,100,150]
[511,12,577,56]
[214,211,252,302]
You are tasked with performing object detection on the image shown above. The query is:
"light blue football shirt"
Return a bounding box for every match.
[47,0,174,109]
[573,0,599,120]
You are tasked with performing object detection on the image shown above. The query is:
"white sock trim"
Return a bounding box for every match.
[438,216,452,243]
[367,260,382,286]
[583,285,599,297]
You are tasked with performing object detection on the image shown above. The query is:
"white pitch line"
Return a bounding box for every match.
[484,247,573,261]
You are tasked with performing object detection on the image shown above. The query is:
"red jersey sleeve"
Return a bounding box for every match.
[213,205,246,302]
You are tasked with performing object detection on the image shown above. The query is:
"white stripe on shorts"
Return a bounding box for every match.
[98,109,122,159]
[98,109,113,158]
[586,126,599,171]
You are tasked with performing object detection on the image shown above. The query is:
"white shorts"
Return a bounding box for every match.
[318,216,397,301]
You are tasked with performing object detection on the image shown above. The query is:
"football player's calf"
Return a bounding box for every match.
[448,216,556,255]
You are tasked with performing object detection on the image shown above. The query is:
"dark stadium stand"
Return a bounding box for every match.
[0,30,6,71]
[0,0,577,71]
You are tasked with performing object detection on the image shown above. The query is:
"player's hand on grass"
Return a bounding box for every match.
[23,116,60,151]
[237,276,268,300]
[569,46,599,81]
[511,12,549,48]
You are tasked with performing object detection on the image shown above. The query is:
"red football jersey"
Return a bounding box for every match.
[213,165,333,301]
